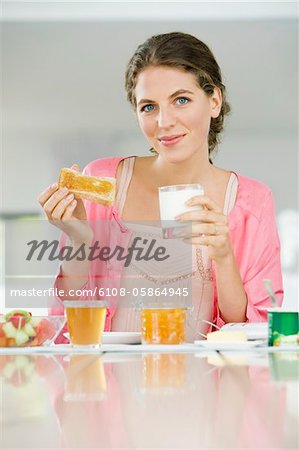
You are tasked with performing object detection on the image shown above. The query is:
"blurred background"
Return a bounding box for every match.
[1,1,298,310]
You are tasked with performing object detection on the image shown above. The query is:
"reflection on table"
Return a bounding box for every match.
[0,350,298,449]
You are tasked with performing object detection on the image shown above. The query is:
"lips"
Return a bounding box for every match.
[158,134,186,146]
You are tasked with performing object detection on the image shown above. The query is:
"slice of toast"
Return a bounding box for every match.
[58,168,116,206]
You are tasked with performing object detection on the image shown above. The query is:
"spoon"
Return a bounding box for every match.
[263,278,279,307]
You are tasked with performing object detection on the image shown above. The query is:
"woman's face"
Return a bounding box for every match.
[135,66,221,163]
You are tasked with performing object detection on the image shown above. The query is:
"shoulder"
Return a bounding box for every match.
[83,156,123,177]
[236,172,272,197]
[83,156,136,177]
[233,172,275,221]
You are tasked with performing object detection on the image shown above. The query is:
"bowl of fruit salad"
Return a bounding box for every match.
[0,310,66,347]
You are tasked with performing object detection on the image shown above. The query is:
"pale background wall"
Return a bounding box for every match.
[1,1,298,310]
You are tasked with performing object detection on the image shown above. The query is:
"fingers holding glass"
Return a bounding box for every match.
[189,222,228,237]
[176,209,227,224]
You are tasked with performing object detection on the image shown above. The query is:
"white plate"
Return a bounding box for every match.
[102,332,141,345]
[63,332,141,345]
[194,340,265,351]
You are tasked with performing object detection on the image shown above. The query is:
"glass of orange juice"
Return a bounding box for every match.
[63,300,108,348]
[141,306,187,345]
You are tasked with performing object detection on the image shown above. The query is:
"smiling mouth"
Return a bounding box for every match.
[158,135,186,146]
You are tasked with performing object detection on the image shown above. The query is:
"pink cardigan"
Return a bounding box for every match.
[51,156,283,337]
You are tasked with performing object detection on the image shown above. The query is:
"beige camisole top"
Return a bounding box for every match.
[111,157,238,341]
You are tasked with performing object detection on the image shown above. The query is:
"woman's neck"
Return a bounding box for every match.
[150,152,216,186]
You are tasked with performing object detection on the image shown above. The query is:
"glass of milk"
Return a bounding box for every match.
[158,184,204,239]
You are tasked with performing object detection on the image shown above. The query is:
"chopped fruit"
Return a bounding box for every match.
[23,323,36,337]
[0,323,5,337]
[30,317,42,327]
[15,329,30,346]
[3,322,17,338]
[206,330,247,342]
[9,315,26,328]
[5,310,31,329]
[27,337,38,347]
[0,312,61,347]
[35,319,56,345]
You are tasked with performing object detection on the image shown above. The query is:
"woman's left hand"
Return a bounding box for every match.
[175,195,233,262]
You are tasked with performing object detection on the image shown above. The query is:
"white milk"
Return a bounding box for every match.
[159,185,204,221]
[158,185,204,238]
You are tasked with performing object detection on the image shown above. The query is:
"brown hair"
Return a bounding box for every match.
[125,32,231,159]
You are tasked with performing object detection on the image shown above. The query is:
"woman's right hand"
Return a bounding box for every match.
[38,164,94,244]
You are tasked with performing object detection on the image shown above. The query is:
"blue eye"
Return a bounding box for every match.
[176,97,189,105]
[141,104,155,113]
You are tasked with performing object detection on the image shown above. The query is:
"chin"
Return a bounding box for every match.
[159,148,195,164]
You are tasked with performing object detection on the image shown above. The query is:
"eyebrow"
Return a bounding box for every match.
[137,89,195,107]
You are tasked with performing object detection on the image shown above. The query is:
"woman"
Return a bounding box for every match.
[38,32,283,341]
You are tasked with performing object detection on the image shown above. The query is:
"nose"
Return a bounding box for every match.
[157,107,176,128]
